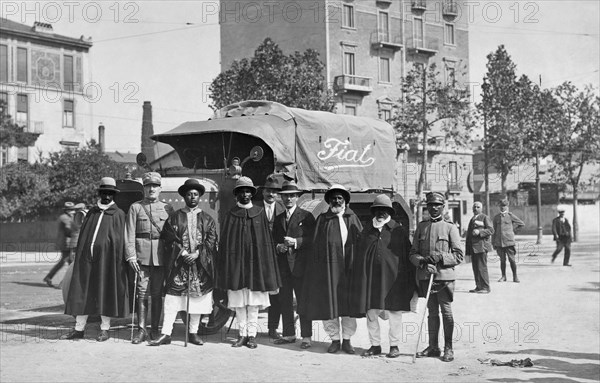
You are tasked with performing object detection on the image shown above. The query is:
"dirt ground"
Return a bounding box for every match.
[1,232,599,383]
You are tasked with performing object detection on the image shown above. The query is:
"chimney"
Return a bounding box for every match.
[98,123,105,153]
[141,101,155,163]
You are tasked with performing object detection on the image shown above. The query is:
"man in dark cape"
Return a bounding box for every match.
[216,176,281,349]
[63,177,129,342]
[351,194,416,358]
[299,184,362,354]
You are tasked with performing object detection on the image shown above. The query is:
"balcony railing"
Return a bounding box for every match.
[443,1,459,17]
[370,31,403,51]
[406,37,439,56]
[31,121,44,134]
[334,75,373,94]
[447,181,463,193]
[411,0,427,11]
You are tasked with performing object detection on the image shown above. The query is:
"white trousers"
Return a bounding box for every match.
[366,309,403,347]
[322,317,357,341]
[75,315,111,331]
[235,306,260,337]
[160,293,212,336]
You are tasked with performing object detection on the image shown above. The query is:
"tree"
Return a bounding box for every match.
[0,162,52,221]
[547,83,600,242]
[479,45,528,194]
[392,62,474,224]
[0,99,40,148]
[209,38,334,111]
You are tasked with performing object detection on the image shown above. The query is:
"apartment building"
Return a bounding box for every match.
[0,18,94,165]
[219,0,473,230]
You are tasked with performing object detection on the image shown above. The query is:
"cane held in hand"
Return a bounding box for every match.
[413,273,434,363]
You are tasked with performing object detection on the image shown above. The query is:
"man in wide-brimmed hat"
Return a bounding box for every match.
[410,192,463,362]
[63,177,129,342]
[492,197,524,282]
[352,194,416,358]
[125,171,174,344]
[216,176,281,349]
[551,206,572,266]
[255,174,285,340]
[272,180,315,349]
[44,201,77,287]
[299,184,363,354]
[150,179,217,346]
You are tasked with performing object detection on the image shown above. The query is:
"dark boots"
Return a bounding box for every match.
[150,296,162,339]
[132,299,148,344]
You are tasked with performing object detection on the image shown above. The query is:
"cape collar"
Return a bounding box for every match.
[230,205,263,218]
[323,206,355,220]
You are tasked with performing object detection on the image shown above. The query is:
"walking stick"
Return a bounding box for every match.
[185,263,191,347]
[130,271,138,343]
[413,273,434,363]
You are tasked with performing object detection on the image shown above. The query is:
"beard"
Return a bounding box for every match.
[330,204,345,214]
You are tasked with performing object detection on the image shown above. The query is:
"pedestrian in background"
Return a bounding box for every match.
[410,192,463,363]
[466,202,494,294]
[62,177,129,341]
[551,206,572,266]
[44,201,76,287]
[492,197,524,283]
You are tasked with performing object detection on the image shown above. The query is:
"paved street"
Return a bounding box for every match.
[1,233,599,382]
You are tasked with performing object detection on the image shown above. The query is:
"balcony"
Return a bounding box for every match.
[370,31,403,51]
[30,121,44,134]
[411,0,427,12]
[376,0,393,5]
[447,181,463,193]
[406,37,439,57]
[443,1,459,18]
[334,75,373,94]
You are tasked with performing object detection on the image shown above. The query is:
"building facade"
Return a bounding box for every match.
[0,18,94,165]
[219,0,473,231]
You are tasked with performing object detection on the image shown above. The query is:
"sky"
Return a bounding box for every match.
[2,0,598,153]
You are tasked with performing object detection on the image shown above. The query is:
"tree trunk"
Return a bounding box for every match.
[572,186,579,242]
[501,170,508,196]
[415,69,428,225]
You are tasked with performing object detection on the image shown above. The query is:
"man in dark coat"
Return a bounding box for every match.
[299,184,362,354]
[492,197,524,282]
[465,201,494,293]
[216,176,281,349]
[272,180,315,349]
[150,179,217,346]
[44,202,76,287]
[551,206,572,266]
[410,192,463,362]
[352,195,416,358]
[255,174,285,340]
[62,177,129,342]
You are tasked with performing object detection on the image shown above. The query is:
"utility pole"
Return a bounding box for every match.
[483,112,490,216]
[416,66,428,224]
[536,75,543,244]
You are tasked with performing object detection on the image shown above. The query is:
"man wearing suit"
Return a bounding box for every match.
[465,202,494,294]
[551,207,572,266]
[492,197,524,283]
[255,175,285,339]
[272,181,315,349]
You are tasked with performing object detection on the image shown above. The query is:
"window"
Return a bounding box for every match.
[445,60,456,85]
[343,52,355,75]
[449,161,458,183]
[381,109,391,122]
[64,55,74,91]
[17,47,27,83]
[344,105,356,116]
[0,45,7,82]
[445,23,455,45]
[378,11,389,41]
[413,18,424,48]
[0,91,7,112]
[0,146,7,166]
[380,57,391,83]
[342,4,354,28]
[16,94,28,127]
[63,100,74,127]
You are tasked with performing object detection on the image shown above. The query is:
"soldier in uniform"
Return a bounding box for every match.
[125,172,173,344]
[410,192,463,362]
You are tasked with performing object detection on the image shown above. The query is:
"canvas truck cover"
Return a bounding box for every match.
[152,101,396,192]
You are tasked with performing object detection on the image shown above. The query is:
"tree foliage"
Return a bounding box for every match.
[209,38,334,111]
[0,141,129,221]
[0,99,40,148]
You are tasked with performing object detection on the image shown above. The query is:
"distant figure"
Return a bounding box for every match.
[62,177,129,342]
[465,202,494,294]
[44,202,76,287]
[216,176,281,350]
[492,198,524,283]
[70,203,88,250]
[551,207,572,266]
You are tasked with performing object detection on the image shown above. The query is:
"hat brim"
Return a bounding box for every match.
[178,184,206,197]
[97,186,120,194]
[233,185,257,196]
[325,188,350,204]
[278,189,304,195]
[370,205,395,216]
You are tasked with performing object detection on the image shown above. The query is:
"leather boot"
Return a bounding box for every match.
[150,296,163,340]
[148,334,171,346]
[441,345,454,362]
[132,299,148,344]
